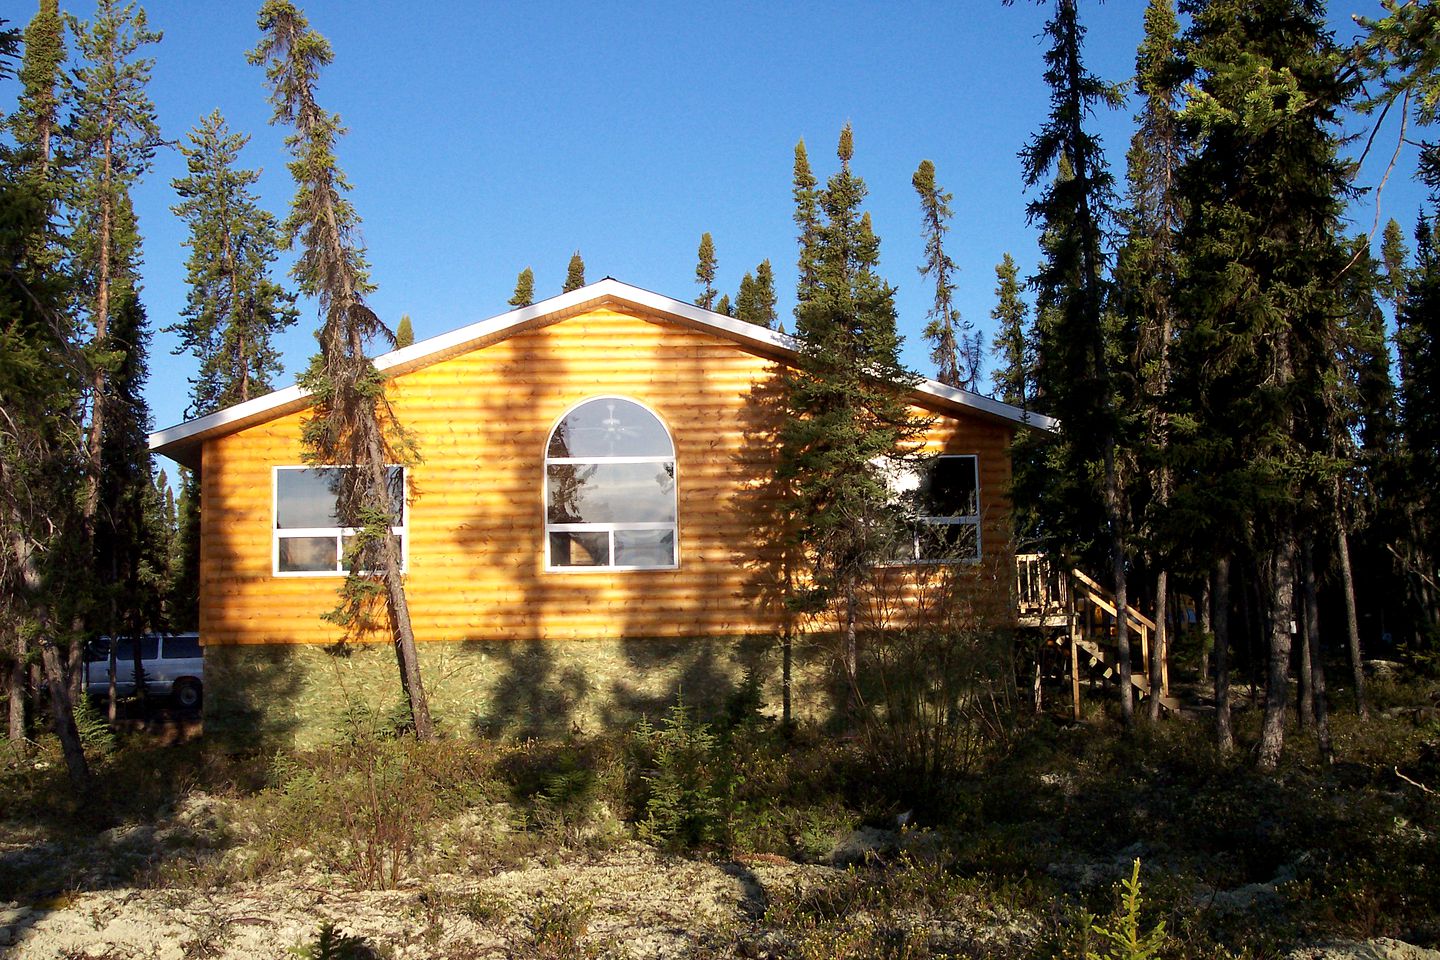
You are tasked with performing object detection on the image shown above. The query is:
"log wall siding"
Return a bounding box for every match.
[199,306,1016,647]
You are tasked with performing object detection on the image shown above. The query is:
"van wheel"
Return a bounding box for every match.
[174,679,202,710]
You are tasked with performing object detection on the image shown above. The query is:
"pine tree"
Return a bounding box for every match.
[736,259,778,329]
[714,293,732,316]
[394,314,413,348]
[1019,0,1134,724]
[912,159,975,389]
[778,124,927,709]
[168,110,297,418]
[509,266,534,307]
[694,232,717,310]
[563,251,585,292]
[1175,0,1355,768]
[989,253,1032,407]
[251,0,435,739]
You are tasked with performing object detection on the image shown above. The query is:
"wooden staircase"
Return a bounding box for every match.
[1016,554,1179,719]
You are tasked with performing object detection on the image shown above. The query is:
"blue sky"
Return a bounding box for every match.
[3,1,1429,442]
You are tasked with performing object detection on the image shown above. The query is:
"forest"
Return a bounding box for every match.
[1,0,1439,958]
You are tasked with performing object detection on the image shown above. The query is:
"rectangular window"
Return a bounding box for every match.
[273,465,407,576]
[882,454,982,564]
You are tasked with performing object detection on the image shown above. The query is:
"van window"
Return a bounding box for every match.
[110,636,160,661]
[163,635,201,659]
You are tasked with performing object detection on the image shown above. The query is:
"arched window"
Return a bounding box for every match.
[545,397,677,570]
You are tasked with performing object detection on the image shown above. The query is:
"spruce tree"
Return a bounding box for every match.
[6,0,67,745]
[251,0,434,739]
[1117,0,1184,723]
[694,231,717,309]
[793,141,821,304]
[912,159,976,389]
[563,251,585,292]
[394,314,413,348]
[989,253,1032,407]
[168,110,297,417]
[778,124,926,708]
[0,123,91,788]
[1175,0,1355,768]
[67,0,161,544]
[736,259,779,329]
[94,289,165,716]
[714,293,732,316]
[1019,0,1134,724]
[509,266,534,307]
[1395,163,1440,644]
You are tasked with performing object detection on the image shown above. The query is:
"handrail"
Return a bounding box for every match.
[1071,567,1157,633]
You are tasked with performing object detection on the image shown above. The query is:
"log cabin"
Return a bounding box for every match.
[149,279,1055,745]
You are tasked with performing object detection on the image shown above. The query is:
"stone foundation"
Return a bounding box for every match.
[202,635,844,749]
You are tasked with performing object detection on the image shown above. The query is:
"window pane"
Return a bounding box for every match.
[335,466,405,528]
[340,533,403,569]
[86,638,111,662]
[920,457,978,517]
[615,530,675,567]
[276,468,342,529]
[548,399,673,458]
[547,462,676,524]
[139,636,160,660]
[164,635,201,659]
[279,536,339,572]
[550,531,610,567]
[113,637,134,661]
[916,521,979,561]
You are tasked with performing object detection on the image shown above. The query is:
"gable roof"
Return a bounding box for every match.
[149,278,1056,469]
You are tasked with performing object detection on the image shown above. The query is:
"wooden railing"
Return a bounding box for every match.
[1014,553,1175,717]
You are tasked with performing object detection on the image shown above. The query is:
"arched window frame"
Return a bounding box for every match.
[543,396,679,572]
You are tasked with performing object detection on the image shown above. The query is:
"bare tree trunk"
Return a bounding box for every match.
[7,627,26,743]
[1199,573,1213,683]
[1258,538,1297,771]
[1334,502,1368,720]
[1297,580,1314,731]
[373,457,432,741]
[844,572,859,718]
[1301,538,1333,763]
[39,636,92,795]
[1215,556,1234,754]
[1148,568,1169,721]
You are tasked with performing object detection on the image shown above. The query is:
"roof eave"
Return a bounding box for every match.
[148,277,1055,465]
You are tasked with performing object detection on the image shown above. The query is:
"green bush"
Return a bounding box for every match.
[629,699,734,850]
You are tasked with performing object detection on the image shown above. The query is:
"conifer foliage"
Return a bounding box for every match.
[509,266,534,307]
[779,124,926,702]
[563,250,585,292]
[251,0,434,739]
[735,259,778,330]
[169,110,297,418]
[989,253,1032,408]
[694,232,717,310]
[912,159,979,390]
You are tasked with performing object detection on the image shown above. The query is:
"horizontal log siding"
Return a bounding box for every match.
[199,307,1015,646]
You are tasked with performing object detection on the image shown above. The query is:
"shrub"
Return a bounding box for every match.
[629,699,734,850]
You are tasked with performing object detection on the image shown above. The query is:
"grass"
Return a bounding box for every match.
[1,673,1437,958]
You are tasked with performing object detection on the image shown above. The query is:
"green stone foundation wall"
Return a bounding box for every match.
[203,635,844,749]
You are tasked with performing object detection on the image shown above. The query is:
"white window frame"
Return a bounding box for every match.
[544,396,679,573]
[889,454,983,565]
[272,465,409,577]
